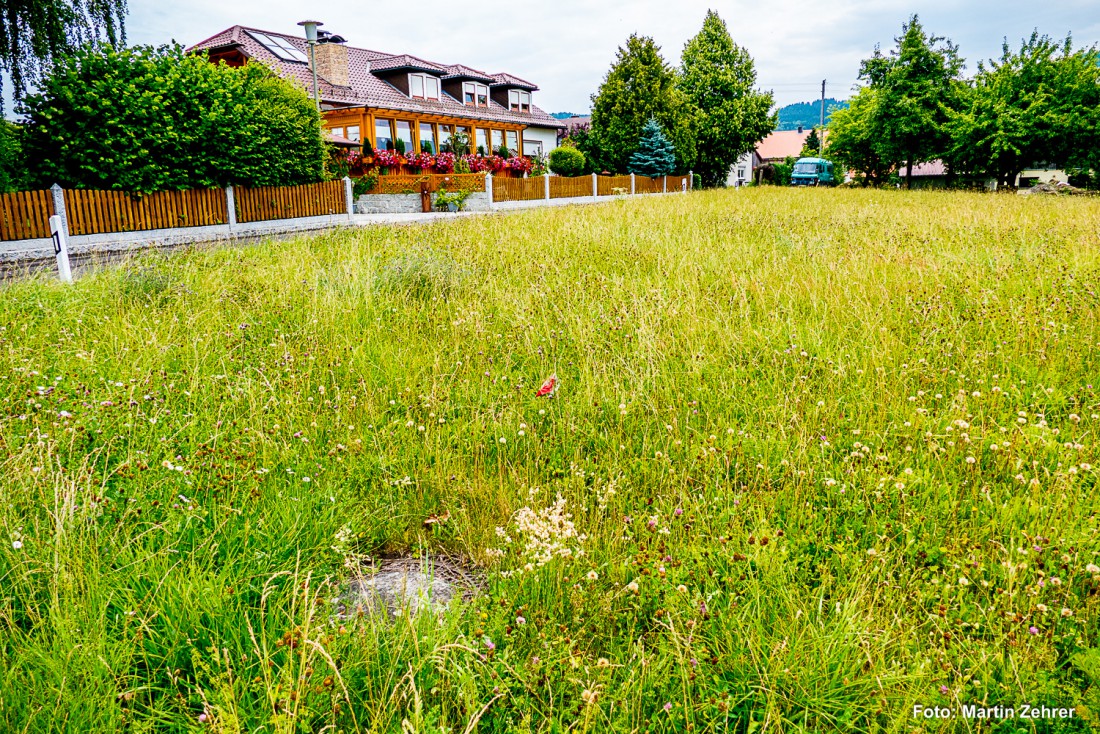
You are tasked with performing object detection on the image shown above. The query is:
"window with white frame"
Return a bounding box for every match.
[508,89,531,112]
[463,82,489,107]
[409,73,440,100]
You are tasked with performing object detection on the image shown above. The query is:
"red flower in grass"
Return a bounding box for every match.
[535,374,558,397]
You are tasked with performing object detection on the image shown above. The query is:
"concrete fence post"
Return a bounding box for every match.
[343,176,354,220]
[225,186,237,232]
[592,173,598,197]
[630,173,635,195]
[689,170,694,190]
[485,173,493,207]
[50,184,69,240]
[49,215,72,283]
[663,175,667,194]
[544,173,550,200]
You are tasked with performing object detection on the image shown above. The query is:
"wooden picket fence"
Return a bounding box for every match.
[235,180,345,224]
[0,190,53,241]
[549,176,593,199]
[65,188,228,236]
[597,175,633,196]
[369,173,486,195]
[492,176,544,202]
[0,172,695,243]
[489,173,693,204]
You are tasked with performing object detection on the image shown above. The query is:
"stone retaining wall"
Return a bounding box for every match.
[356,192,491,214]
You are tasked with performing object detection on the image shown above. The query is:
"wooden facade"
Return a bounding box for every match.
[323,105,527,156]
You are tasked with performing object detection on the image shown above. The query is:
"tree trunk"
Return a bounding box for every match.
[906,157,913,190]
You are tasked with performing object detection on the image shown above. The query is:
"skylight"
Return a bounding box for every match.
[246,31,309,63]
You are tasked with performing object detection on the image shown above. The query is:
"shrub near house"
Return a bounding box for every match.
[548,146,586,177]
[21,44,326,193]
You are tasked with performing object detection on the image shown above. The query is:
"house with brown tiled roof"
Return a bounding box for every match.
[189,25,564,159]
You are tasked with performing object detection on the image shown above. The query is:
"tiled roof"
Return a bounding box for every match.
[898,160,947,177]
[756,130,812,161]
[189,26,564,129]
[490,72,537,90]
[441,64,495,82]
[371,54,447,73]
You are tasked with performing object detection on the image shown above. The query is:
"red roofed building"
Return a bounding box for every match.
[756,128,822,164]
[189,25,564,159]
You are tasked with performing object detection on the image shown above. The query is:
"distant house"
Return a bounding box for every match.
[726,150,761,187]
[1014,167,1069,188]
[189,25,564,159]
[558,115,591,144]
[896,160,950,189]
[898,160,1068,190]
[728,127,820,185]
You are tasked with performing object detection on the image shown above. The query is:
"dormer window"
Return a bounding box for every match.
[463,82,489,107]
[508,89,531,112]
[409,73,440,100]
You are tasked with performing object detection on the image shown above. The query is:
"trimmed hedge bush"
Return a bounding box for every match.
[548,146,586,177]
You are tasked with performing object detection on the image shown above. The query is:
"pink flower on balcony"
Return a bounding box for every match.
[372,148,405,168]
[433,152,456,173]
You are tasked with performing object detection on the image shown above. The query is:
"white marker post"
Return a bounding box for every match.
[49,215,73,283]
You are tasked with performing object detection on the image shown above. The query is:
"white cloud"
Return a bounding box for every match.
[123,0,1100,112]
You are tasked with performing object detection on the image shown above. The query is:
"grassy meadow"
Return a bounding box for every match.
[1,187,1100,733]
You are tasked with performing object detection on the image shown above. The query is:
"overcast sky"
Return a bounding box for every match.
[125,0,1100,112]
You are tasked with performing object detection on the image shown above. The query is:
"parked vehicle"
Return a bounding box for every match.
[791,157,836,186]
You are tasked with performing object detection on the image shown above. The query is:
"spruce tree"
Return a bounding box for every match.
[628,118,676,176]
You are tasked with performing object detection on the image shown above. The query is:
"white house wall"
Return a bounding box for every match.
[726,151,755,187]
[523,126,559,158]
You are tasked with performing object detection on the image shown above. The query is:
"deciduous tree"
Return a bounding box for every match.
[0,121,25,192]
[946,33,1100,188]
[861,15,964,187]
[824,89,890,185]
[0,0,127,108]
[678,11,774,188]
[21,44,326,192]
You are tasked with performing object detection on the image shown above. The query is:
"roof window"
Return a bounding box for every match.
[246,31,309,63]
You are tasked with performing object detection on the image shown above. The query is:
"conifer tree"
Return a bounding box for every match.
[589,35,692,173]
[628,118,676,176]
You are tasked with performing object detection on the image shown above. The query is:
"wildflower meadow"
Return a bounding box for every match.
[1,188,1098,732]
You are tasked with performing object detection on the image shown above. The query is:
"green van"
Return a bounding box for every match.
[791,157,836,186]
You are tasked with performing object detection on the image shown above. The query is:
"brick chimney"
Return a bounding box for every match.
[314,40,349,87]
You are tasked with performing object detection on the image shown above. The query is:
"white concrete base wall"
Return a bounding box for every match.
[356,192,491,214]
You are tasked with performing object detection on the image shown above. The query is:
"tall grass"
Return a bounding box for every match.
[1,188,1098,732]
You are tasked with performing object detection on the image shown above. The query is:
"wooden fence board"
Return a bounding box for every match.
[63,188,227,235]
[235,180,346,224]
[492,177,543,202]
[598,175,632,196]
[549,176,593,199]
